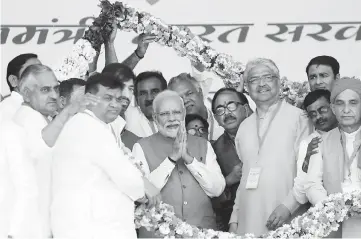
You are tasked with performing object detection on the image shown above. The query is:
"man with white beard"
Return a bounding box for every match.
[51,73,148,239]
[132,90,225,237]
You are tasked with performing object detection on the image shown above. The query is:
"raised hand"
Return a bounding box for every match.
[168,124,184,162]
[135,34,157,58]
[67,87,100,116]
[105,20,118,44]
[302,136,321,173]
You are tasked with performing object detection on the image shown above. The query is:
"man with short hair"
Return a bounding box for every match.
[102,63,140,149]
[51,73,147,239]
[230,58,311,236]
[58,78,86,110]
[168,73,224,141]
[211,88,251,231]
[292,90,337,208]
[7,64,98,238]
[125,71,167,137]
[132,90,225,237]
[306,55,340,91]
[305,77,361,237]
[0,53,41,122]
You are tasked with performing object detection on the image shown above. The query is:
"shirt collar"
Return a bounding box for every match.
[11,91,23,103]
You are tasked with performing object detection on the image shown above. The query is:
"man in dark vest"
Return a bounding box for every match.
[132,90,226,237]
[211,88,252,231]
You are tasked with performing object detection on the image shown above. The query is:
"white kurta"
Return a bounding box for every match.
[51,110,144,239]
[0,121,41,238]
[0,91,23,123]
[12,105,52,238]
[293,131,323,204]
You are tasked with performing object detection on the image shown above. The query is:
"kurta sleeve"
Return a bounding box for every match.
[191,65,214,100]
[304,147,327,205]
[292,137,311,204]
[132,143,175,190]
[23,118,51,159]
[92,138,145,201]
[282,113,311,213]
[229,183,241,224]
[185,142,226,197]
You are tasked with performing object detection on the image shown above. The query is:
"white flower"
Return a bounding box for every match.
[159,223,170,235]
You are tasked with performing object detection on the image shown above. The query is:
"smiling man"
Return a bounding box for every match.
[168,73,224,141]
[230,58,311,236]
[306,55,340,91]
[132,90,225,237]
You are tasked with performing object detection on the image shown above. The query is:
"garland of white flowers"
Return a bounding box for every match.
[53,1,361,238]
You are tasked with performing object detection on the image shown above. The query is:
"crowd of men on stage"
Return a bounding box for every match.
[0,28,360,239]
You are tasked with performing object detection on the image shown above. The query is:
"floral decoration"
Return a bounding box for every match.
[54,2,361,238]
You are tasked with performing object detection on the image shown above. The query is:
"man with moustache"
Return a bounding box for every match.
[126,71,167,137]
[132,90,225,237]
[6,65,98,238]
[168,73,224,141]
[305,77,361,238]
[306,55,340,91]
[211,88,252,231]
[102,63,140,149]
[292,90,338,206]
[229,58,311,236]
[51,73,149,239]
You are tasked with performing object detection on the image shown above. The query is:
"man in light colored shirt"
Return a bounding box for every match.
[305,77,361,237]
[132,90,225,237]
[293,90,338,205]
[168,73,224,141]
[52,73,148,239]
[7,65,98,238]
[0,53,41,123]
[230,58,311,236]
[306,55,340,92]
[126,71,167,137]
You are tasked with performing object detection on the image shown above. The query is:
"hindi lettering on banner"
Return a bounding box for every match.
[266,22,361,42]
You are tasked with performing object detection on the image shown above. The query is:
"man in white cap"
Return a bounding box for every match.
[305,77,361,237]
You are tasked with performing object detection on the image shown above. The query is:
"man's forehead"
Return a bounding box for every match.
[249,65,272,77]
[308,64,333,74]
[138,77,162,89]
[171,80,196,93]
[335,89,361,101]
[37,72,58,86]
[215,91,239,106]
[307,97,329,111]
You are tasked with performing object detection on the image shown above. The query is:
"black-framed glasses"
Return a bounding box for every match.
[187,127,208,135]
[215,101,244,116]
[307,106,330,119]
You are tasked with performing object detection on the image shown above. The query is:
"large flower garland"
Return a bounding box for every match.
[53,1,361,238]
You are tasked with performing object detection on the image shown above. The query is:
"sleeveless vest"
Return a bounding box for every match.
[138,133,216,237]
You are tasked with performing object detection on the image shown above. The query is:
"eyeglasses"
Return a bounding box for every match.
[187,127,208,135]
[307,106,330,119]
[214,101,244,116]
[247,75,277,85]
